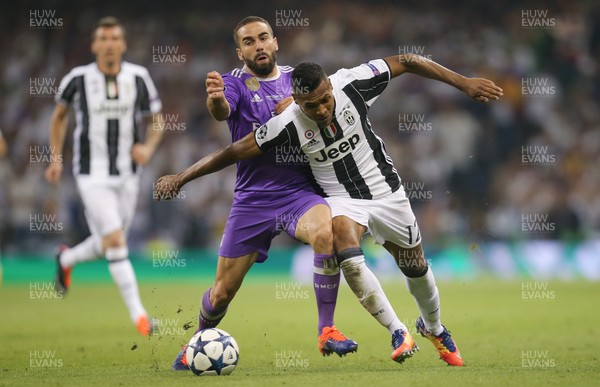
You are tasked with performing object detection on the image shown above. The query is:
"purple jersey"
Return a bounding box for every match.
[222,66,314,196]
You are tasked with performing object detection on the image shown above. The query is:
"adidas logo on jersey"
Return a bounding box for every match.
[306,138,320,149]
[251,94,263,103]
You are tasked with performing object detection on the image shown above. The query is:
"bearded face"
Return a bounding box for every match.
[235,22,279,78]
[243,50,277,77]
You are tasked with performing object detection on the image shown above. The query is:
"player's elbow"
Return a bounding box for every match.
[52,104,69,121]
[398,54,422,69]
[51,110,68,128]
[237,145,261,161]
[207,100,229,121]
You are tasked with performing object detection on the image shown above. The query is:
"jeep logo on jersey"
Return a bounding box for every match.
[92,101,129,118]
[314,134,360,162]
[343,109,355,125]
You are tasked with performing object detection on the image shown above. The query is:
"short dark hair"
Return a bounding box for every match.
[291,62,328,95]
[233,16,273,47]
[93,16,126,40]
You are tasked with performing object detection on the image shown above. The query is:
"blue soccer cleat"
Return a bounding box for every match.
[318,325,358,357]
[172,344,189,371]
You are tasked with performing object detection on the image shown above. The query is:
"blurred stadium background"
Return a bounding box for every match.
[1,0,600,282]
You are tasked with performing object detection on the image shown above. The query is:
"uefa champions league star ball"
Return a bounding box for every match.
[186,328,239,376]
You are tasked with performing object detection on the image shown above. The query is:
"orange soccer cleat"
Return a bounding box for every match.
[53,245,71,295]
[391,329,419,364]
[416,316,464,366]
[136,315,156,336]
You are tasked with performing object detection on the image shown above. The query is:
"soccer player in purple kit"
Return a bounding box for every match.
[168,16,356,369]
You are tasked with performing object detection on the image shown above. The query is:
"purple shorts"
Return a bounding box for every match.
[218,189,327,262]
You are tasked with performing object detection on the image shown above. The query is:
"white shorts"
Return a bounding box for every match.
[75,175,140,237]
[325,189,421,248]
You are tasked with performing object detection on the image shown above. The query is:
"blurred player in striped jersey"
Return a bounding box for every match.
[156,55,503,365]
[44,17,163,336]
[167,16,356,369]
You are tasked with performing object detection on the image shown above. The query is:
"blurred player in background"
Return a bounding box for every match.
[0,128,7,158]
[156,55,503,366]
[0,128,5,287]
[44,16,163,336]
[169,16,356,369]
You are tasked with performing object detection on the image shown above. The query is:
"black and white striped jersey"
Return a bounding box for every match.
[254,59,400,200]
[56,62,161,177]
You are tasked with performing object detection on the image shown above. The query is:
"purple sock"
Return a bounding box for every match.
[313,254,340,334]
[196,288,228,333]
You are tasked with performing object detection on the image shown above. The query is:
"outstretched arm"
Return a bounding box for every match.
[383,55,503,103]
[155,131,263,200]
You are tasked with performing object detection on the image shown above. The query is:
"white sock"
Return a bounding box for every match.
[106,247,147,324]
[341,256,406,334]
[405,267,443,335]
[60,236,103,268]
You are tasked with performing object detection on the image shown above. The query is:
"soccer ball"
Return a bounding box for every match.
[186,328,239,376]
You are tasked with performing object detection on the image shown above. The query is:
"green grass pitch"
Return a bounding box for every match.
[1,275,598,386]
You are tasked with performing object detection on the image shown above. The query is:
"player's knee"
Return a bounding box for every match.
[398,258,429,278]
[332,230,360,253]
[400,265,429,278]
[309,225,333,252]
[396,247,428,278]
[211,284,236,309]
[103,230,126,249]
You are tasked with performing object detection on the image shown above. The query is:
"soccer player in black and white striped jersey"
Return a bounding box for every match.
[45,17,163,336]
[155,54,502,364]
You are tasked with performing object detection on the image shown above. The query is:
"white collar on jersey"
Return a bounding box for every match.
[94,61,124,77]
[242,65,281,81]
